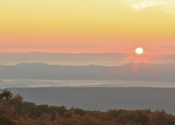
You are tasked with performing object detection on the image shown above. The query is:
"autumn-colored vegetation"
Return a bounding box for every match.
[1,89,175,125]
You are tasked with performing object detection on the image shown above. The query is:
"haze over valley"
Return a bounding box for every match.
[0,61,175,88]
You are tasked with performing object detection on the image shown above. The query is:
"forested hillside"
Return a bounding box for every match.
[1,89,175,125]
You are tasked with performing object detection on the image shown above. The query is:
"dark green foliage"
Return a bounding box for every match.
[56,105,67,117]
[0,115,16,125]
[71,108,85,116]
[0,89,13,100]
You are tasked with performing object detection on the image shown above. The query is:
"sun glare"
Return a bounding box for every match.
[135,47,144,55]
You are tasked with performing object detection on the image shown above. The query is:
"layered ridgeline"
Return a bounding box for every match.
[0,63,175,81]
[1,90,175,125]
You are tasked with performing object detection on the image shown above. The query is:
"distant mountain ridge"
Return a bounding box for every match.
[0,63,175,82]
[0,52,126,66]
[0,52,175,66]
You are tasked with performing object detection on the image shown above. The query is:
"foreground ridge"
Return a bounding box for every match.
[0,90,175,125]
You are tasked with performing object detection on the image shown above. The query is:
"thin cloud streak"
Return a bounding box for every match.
[120,0,175,15]
[132,0,160,10]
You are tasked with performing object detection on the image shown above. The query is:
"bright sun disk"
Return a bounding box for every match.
[135,47,144,55]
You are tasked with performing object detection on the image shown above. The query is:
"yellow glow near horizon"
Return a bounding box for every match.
[0,0,175,53]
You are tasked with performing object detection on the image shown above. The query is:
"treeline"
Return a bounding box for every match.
[1,89,175,125]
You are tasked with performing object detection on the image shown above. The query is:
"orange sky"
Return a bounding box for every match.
[0,0,175,54]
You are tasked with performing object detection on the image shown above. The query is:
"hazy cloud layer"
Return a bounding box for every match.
[0,52,175,66]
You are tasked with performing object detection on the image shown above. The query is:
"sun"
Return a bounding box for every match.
[135,47,144,55]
